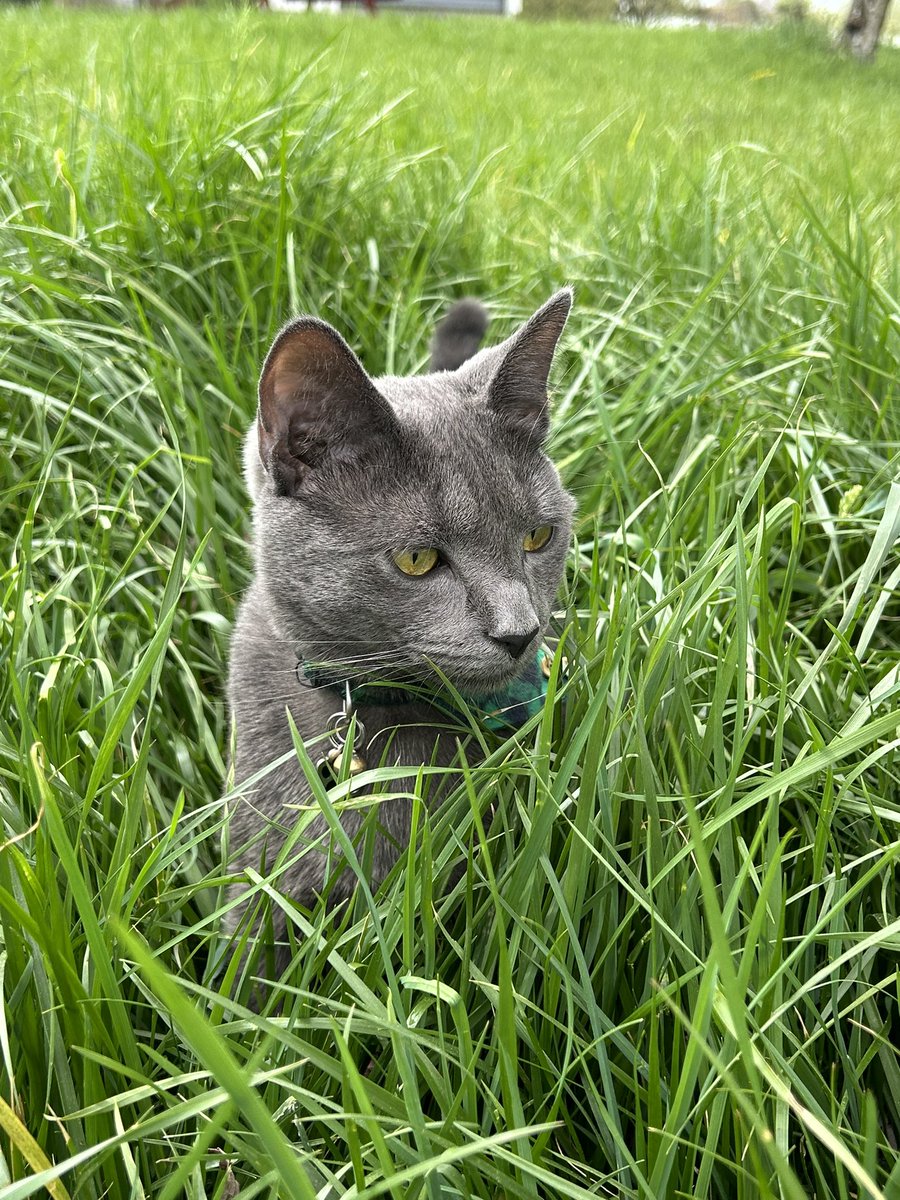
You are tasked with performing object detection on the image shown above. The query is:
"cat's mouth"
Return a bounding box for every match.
[301,640,540,697]
[420,647,540,696]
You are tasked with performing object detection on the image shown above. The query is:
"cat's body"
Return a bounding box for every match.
[226,291,574,965]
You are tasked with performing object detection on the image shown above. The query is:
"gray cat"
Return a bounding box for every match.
[226,289,574,971]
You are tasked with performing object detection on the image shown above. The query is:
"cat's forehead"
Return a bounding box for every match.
[377,370,542,462]
[366,444,558,552]
[292,372,569,544]
[378,381,566,540]
[382,377,540,486]
[376,370,484,425]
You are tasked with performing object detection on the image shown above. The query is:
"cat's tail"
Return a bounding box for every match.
[429,298,489,372]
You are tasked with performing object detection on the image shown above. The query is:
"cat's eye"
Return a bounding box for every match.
[523,525,554,552]
[393,547,440,577]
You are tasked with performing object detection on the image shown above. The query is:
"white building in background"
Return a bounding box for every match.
[270,0,522,12]
[377,0,522,11]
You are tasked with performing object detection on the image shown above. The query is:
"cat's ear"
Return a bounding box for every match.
[257,317,398,495]
[485,288,572,443]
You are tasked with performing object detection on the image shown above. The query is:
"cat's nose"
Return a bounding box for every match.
[490,626,540,659]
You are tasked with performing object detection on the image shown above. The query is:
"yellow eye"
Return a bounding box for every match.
[393,547,439,576]
[523,525,553,552]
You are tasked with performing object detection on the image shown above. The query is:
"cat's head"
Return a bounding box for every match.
[248,290,574,695]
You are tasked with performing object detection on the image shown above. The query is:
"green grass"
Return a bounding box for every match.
[1,9,899,1198]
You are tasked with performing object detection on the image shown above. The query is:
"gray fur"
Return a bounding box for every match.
[226,289,574,970]
[428,298,489,371]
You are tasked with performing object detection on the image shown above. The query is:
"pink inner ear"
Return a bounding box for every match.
[256,316,400,494]
[264,328,338,415]
[268,357,307,410]
[259,322,353,437]
[276,330,331,377]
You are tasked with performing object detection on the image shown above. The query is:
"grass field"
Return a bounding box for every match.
[1,9,899,1199]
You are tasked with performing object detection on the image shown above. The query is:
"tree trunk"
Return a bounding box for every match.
[840,0,892,58]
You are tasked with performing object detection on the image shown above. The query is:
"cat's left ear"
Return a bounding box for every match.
[485,288,572,443]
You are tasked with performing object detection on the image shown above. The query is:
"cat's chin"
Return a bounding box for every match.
[439,660,533,697]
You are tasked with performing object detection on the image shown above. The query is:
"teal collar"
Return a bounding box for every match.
[299,645,551,733]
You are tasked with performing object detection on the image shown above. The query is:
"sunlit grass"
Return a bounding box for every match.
[0,10,898,1199]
